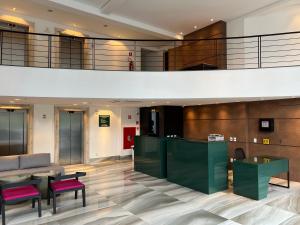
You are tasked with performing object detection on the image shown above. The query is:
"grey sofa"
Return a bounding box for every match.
[0,153,65,177]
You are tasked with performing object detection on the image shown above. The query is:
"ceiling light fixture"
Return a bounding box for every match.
[73,104,78,106]
[194,25,198,29]
[180,32,183,35]
[210,18,214,22]
[82,102,88,105]
[14,98,21,101]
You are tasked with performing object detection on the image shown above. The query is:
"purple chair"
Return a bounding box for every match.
[0,178,42,225]
[47,172,86,214]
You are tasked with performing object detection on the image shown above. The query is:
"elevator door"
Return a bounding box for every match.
[0,110,27,156]
[59,111,83,165]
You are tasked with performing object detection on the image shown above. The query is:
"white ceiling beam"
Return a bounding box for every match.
[34,0,177,38]
[100,0,128,14]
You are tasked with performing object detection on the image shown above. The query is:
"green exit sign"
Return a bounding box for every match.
[99,115,110,127]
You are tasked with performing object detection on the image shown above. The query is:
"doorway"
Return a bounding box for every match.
[59,111,83,165]
[59,35,83,69]
[0,20,29,66]
[0,109,27,156]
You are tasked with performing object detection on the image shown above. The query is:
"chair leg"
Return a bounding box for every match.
[38,198,42,218]
[53,193,57,214]
[2,203,5,225]
[75,190,78,199]
[32,199,35,208]
[82,188,86,207]
[47,189,50,205]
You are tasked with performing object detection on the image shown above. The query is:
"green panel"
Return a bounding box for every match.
[233,156,289,200]
[208,142,229,193]
[134,136,167,178]
[167,138,228,194]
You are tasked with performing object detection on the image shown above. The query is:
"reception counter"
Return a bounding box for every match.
[233,156,289,200]
[166,138,228,194]
[134,136,167,178]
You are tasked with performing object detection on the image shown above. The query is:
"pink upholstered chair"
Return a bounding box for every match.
[47,172,86,214]
[0,178,42,225]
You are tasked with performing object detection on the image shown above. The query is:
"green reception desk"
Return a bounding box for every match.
[134,136,167,178]
[233,156,289,200]
[166,139,228,194]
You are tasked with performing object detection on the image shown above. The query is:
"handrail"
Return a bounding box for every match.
[1,28,300,41]
[1,28,300,71]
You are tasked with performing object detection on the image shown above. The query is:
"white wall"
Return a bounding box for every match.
[121,108,140,156]
[32,104,55,162]
[227,0,300,69]
[1,65,300,99]
[89,106,122,159]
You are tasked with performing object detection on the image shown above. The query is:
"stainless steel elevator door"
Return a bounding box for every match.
[59,111,83,165]
[0,110,27,156]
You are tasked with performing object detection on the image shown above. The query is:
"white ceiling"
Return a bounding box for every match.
[0,0,282,39]
[0,96,293,108]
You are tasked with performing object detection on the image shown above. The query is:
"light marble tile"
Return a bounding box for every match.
[267,194,300,214]
[151,208,227,225]
[2,160,300,225]
[232,205,296,225]
[279,215,300,225]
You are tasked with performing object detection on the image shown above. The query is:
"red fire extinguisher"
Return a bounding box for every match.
[129,60,134,71]
[128,52,134,71]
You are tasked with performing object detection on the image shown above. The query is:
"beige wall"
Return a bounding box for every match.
[30,104,139,163]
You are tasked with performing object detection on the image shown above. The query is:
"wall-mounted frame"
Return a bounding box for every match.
[259,118,274,132]
[99,115,110,127]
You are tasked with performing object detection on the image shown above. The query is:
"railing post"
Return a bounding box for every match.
[0,31,3,65]
[134,41,137,71]
[174,41,176,71]
[258,36,262,68]
[48,35,52,68]
[92,39,95,70]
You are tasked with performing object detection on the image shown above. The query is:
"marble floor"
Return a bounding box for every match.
[2,160,300,225]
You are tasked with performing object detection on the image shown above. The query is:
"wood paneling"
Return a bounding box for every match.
[184,99,300,182]
[168,21,227,70]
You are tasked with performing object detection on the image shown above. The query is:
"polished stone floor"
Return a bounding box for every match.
[2,160,300,225]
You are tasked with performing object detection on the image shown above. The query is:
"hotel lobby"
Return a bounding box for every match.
[1,0,300,224]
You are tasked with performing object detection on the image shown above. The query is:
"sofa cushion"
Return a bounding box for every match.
[19,153,51,169]
[0,155,19,172]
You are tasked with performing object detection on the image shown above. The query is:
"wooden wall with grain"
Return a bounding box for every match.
[184,99,300,181]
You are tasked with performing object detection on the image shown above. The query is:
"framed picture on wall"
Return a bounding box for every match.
[259,118,274,132]
[99,115,110,127]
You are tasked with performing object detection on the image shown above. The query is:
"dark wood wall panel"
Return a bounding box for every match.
[168,21,227,70]
[184,99,300,182]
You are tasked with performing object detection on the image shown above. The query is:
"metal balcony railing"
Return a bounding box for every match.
[1,29,300,71]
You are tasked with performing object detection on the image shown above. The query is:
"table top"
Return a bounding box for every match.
[235,156,288,165]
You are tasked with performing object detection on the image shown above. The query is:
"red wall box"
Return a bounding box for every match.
[123,127,136,149]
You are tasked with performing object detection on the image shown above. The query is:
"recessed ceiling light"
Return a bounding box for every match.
[14,98,21,101]
[73,104,78,106]
[82,102,88,105]
[12,8,16,11]
[194,25,198,29]
[210,18,214,22]
[180,32,183,35]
